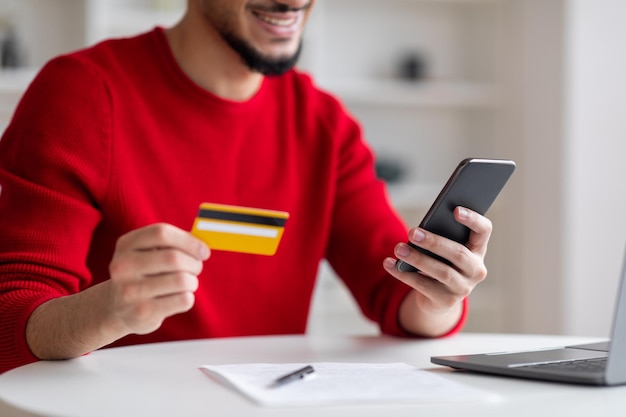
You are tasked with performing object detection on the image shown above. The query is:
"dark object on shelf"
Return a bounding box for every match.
[375,158,406,183]
[1,28,22,68]
[398,52,426,81]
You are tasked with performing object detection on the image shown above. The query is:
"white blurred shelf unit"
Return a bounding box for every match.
[301,0,506,187]
[85,0,185,45]
[0,1,186,129]
[0,68,36,133]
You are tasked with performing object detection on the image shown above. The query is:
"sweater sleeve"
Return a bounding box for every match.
[0,55,111,373]
[320,96,467,338]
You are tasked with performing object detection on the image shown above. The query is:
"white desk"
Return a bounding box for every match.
[1,333,624,417]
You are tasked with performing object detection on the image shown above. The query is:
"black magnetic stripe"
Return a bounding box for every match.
[197,209,287,227]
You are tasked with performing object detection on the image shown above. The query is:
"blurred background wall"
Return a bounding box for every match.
[0,0,625,338]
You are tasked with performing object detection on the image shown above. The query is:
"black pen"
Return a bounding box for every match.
[268,365,315,388]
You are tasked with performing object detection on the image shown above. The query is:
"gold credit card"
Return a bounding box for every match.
[191,203,289,256]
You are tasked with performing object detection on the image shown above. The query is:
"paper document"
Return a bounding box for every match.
[201,362,495,407]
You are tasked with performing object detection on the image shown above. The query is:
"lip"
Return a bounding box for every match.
[251,9,304,38]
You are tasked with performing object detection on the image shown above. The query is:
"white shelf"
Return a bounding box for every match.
[104,8,182,35]
[86,2,185,43]
[0,68,36,93]
[386,182,441,211]
[316,78,499,108]
[0,68,36,120]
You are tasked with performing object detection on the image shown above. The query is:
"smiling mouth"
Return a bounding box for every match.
[254,12,299,27]
[249,2,311,31]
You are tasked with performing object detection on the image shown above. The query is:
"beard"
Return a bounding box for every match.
[221,32,302,76]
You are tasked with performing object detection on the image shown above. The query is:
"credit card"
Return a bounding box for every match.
[191,203,289,256]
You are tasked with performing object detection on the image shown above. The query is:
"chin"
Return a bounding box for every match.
[223,30,303,76]
[261,40,300,59]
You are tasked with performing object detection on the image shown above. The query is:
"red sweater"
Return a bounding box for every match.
[0,29,466,373]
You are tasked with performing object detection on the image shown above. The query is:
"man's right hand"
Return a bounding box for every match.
[26,223,209,360]
[107,223,210,335]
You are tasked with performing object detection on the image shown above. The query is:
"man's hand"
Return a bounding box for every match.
[383,207,491,337]
[107,223,210,335]
[26,223,209,360]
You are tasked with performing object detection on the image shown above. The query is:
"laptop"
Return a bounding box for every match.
[431,246,626,386]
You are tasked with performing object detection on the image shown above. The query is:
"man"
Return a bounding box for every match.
[0,0,490,373]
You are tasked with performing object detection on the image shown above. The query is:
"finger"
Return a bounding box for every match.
[454,207,492,253]
[119,272,200,303]
[404,228,470,273]
[153,291,196,319]
[392,239,471,294]
[401,233,486,288]
[383,258,465,306]
[111,247,204,279]
[126,292,196,335]
[116,223,209,261]
[138,248,205,277]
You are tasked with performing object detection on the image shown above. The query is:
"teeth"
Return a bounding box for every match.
[257,14,296,27]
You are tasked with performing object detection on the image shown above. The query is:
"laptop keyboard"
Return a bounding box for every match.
[521,357,607,373]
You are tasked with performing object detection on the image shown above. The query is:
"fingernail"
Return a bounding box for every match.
[199,244,210,260]
[395,243,410,257]
[383,258,396,269]
[412,229,426,242]
[459,207,469,219]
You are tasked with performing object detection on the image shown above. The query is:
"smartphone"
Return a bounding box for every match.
[395,158,516,273]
